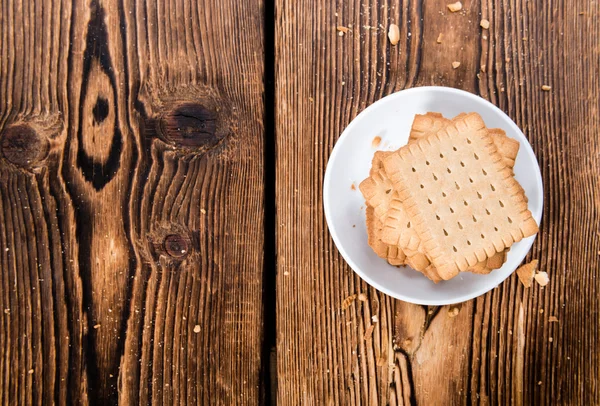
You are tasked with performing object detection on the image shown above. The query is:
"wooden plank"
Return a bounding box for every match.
[0,0,266,404]
[275,0,599,405]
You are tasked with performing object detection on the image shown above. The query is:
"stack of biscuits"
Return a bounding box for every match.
[359,112,539,282]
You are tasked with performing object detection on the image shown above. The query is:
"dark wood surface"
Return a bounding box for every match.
[1,0,599,405]
[0,0,266,404]
[275,0,599,405]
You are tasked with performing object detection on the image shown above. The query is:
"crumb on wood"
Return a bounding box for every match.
[93,324,101,329]
[448,307,460,317]
[372,136,382,148]
[539,308,544,314]
[28,369,34,375]
[541,85,552,91]
[549,316,559,322]
[358,293,367,301]
[534,271,550,286]
[193,325,201,333]
[436,33,443,43]
[371,315,378,323]
[342,294,357,310]
[452,61,461,69]
[388,24,400,45]
[200,208,206,214]
[364,324,375,340]
[447,1,462,12]
[481,64,487,72]
[283,271,290,276]
[337,26,350,34]
[480,19,490,29]
[516,259,538,288]
[549,337,553,342]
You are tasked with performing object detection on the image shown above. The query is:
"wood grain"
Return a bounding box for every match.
[0,0,266,404]
[275,1,599,405]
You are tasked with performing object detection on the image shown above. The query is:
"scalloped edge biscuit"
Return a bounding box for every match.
[366,205,407,266]
[384,112,538,280]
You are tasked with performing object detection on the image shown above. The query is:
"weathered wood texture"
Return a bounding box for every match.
[0,0,265,404]
[276,0,599,405]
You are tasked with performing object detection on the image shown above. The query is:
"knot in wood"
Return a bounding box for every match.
[1,125,49,168]
[163,234,190,258]
[161,104,221,148]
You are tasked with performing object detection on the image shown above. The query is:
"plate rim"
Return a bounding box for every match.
[323,86,544,305]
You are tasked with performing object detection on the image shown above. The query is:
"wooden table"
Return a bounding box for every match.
[0,0,598,404]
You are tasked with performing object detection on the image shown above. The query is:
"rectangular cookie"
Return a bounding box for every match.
[383,112,539,280]
[367,114,512,279]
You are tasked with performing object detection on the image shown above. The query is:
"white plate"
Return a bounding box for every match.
[323,87,543,305]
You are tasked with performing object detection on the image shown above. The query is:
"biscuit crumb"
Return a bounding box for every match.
[452,61,461,69]
[372,136,382,148]
[338,31,344,37]
[534,272,550,286]
[481,64,486,72]
[480,19,490,29]
[541,85,552,91]
[351,183,356,190]
[482,35,488,40]
[200,208,206,214]
[364,324,375,340]
[437,33,443,43]
[388,24,400,45]
[549,316,559,322]
[193,325,201,333]
[342,294,357,310]
[539,308,544,314]
[516,259,538,288]
[337,26,350,34]
[549,337,553,342]
[93,324,101,329]
[447,1,462,12]
[358,293,368,301]
[371,315,378,323]
[448,307,460,318]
